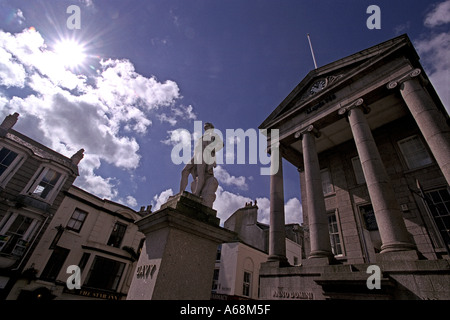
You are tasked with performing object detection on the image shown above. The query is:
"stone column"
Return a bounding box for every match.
[339,99,416,253]
[388,69,450,185]
[298,125,333,260]
[268,143,288,265]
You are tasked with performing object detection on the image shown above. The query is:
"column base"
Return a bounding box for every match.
[305,251,337,266]
[376,249,420,263]
[380,242,417,254]
[267,255,290,267]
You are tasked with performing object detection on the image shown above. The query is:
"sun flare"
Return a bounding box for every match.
[53,39,86,68]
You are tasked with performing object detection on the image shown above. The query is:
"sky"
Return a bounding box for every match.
[0,0,449,226]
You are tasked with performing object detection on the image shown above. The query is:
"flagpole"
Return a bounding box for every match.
[307,33,318,69]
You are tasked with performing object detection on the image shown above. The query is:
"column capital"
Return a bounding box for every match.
[338,98,370,116]
[386,68,421,90]
[294,124,321,139]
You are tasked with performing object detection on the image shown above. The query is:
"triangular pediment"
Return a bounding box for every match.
[259,34,415,129]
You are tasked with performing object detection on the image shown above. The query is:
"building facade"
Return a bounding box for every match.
[0,113,83,299]
[259,34,450,299]
[7,185,147,300]
[212,204,303,300]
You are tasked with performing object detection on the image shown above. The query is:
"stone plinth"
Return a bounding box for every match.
[127,192,235,300]
[259,257,450,300]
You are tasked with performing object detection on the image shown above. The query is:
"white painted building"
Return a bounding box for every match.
[6,185,147,300]
[211,204,303,300]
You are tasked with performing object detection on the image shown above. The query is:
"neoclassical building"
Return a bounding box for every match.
[259,34,450,299]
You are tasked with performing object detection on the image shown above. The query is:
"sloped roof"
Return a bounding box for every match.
[259,34,416,129]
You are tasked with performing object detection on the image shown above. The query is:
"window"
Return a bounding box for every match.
[84,256,125,291]
[78,252,91,270]
[242,271,252,297]
[216,244,222,261]
[212,268,219,291]
[66,209,88,233]
[328,211,343,256]
[321,168,334,195]
[25,166,65,202]
[31,168,62,199]
[0,146,24,187]
[0,214,34,256]
[425,188,450,251]
[359,204,378,231]
[107,222,127,248]
[351,156,366,184]
[0,147,18,177]
[398,135,433,170]
[40,247,70,282]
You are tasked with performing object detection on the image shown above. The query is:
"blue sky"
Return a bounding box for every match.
[1,0,449,225]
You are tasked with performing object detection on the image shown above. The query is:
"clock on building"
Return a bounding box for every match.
[309,79,327,95]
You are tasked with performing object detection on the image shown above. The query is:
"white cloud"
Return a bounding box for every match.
[126,195,138,207]
[152,188,174,211]
[213,165,248,190]
[174,104,197,120]
[255,197,302,225]
[213,186,302,226]
[284,198,303,224]
[213,186,252,223]
[80,0,94,8]
[424,0,450,27]
[0,46,26,87]
[414,1,450,114]
[161,128,192,147]
[157,113,178,126]
[14,9,25,25]
[157,104,197,126]
[415,32,450,113]
[150,184,303,227]
[0,28,182,201]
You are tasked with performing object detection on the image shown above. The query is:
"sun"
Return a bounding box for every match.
[53,39,86,69]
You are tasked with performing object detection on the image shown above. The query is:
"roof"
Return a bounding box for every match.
[259,34,417,129]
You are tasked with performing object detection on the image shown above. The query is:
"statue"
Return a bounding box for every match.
[179,122,223,207]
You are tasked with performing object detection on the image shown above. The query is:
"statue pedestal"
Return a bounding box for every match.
[127,192,235,300]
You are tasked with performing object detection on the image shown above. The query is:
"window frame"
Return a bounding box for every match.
[242,270,252,297]
[40,246,70,282]
[84,255,125,291]
[424,188,450,251]
[66,208,88,233]
[397,135,433,170]
[0,144,26,188]
[359,203,379,231]
[107,222,127,248]
[327,209,344,257]
[212,268,220,292]
[23,165,67,204]
[321,168,335,196]
[0,212,40,257]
